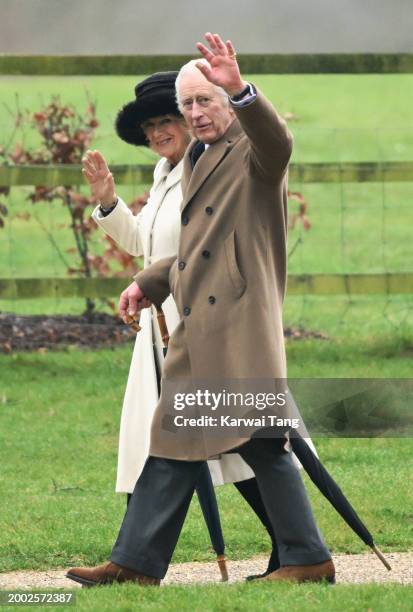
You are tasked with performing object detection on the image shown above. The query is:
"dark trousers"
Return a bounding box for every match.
[111,438,331,579]
[234,477,280,571]
[128,468,279,571]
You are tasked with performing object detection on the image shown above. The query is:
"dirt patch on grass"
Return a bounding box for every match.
[0,313,328,354]
[0,312,135,353]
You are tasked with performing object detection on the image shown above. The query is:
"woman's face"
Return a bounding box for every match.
[141,114,190,165]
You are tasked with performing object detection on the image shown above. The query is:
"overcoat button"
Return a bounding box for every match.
[208,296,216,304]
[202,250,210,259]
[182,215,189,225]
[183,306,191,316]
[205,206,213,215]
[178,261,186,270]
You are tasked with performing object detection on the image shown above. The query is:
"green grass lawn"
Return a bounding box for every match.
[0,343,412,610]
[1,74,413,163]
[0,343,412,575]
[6,583,410,612]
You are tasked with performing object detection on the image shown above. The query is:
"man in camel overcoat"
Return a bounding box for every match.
[67,33,335,587]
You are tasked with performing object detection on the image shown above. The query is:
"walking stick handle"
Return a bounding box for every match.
[124,312,141,332]
[125,307,169,349]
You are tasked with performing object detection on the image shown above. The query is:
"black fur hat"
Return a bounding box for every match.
[115,71,181,147]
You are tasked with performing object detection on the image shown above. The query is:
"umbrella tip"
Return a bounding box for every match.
[217,554,229,581]
[372,545,392,571]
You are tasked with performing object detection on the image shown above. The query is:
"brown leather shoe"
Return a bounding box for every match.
[263,559,335,584]
[65,561,161,588]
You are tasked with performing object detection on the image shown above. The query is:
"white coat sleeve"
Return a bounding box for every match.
[91,158,165,257]
[91,196,145,257]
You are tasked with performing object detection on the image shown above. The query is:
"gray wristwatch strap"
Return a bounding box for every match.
[99,198,118,217]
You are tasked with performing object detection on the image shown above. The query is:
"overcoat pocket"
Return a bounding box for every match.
[223,230,247,298]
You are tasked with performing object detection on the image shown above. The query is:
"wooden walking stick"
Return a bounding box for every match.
[125,306,168,345]
[155,305,169,353]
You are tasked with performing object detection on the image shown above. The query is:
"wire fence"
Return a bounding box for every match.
[0,127,412,337]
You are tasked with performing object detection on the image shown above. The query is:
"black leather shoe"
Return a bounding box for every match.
[245,549,280,581]
[245,567,273,581]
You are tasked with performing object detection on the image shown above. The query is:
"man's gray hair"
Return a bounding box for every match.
[175,59,229,111]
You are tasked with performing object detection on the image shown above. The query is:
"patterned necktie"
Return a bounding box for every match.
[190,141,205,169]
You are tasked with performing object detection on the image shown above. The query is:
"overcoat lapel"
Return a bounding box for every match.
[181,149,193,198]
[164,161,182,191]
[181,120,243,212]
[142,159,182,260]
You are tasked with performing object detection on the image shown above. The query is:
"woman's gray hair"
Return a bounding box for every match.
[175,59,229,111]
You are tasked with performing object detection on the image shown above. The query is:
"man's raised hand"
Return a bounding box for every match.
[195,33,248,97]
[119,281,151,324]
[82,150,117,206]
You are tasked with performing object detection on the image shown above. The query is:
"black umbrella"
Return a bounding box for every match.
[289,430,391,570]
[128,308,228,581]
[195,463,228,581]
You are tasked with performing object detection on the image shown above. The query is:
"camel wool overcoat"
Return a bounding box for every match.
[135,88,296,461]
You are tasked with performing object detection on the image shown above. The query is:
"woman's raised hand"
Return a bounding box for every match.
[82,150,117,206]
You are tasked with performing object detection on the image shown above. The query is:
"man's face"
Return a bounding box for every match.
[178,71,234,144]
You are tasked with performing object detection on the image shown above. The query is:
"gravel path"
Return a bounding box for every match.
[0,553,412,589]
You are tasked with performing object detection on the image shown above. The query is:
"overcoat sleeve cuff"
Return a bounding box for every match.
[134,256,176,307]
